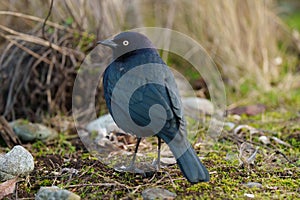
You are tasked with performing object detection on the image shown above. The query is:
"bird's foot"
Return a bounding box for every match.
[151,159,161,172]
[125,163,145,174]
[114,163,145,174]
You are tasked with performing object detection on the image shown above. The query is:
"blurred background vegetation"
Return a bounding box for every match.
[0,0,299,121]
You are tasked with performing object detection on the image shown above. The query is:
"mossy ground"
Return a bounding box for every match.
[1,95,299,199]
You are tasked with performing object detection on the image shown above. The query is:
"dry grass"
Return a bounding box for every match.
[143,0,297,91]
[0,0,298,120]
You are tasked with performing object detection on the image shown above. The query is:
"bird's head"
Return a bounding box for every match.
[97,32,156,59]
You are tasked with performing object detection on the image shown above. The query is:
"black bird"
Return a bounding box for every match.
[98,31,209,183]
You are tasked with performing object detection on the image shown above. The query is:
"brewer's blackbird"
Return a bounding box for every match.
[98,31,209,183]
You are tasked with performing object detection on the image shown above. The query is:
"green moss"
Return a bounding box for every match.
[39,179,52,186]
[15,107,300,199]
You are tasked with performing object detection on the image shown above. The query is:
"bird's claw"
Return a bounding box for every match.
[151,159,161,171]
[125,162,145,174]
[114,164,145,174]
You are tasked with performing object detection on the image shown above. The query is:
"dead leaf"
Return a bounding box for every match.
[0,177,18,199]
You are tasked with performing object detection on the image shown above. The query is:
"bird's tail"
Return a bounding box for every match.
[175,143,210,183]
[158,122,210,183]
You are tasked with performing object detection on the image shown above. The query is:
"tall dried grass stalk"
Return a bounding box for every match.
[0,1,292,88]
[0,0,297,120]
[140,0,288,90]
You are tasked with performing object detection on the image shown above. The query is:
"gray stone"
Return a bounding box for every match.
[142,188,176,200]
[35,186,81,200]
[244,193,255,198]
[86,113,125,137]
[160,157,176,165]
[182,97,214,116]
[258,136,270,145]
[0,145,34,181]
[243,182,262,188]
[9,119,58,142]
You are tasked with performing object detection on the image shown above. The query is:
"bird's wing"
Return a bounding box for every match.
[128,65,183,126]
[102,64,122,114]
[164,67,184,120]
[128,81,174,127]
[103,60,183,130]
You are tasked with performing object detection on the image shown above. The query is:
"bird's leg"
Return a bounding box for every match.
[128,137,142,170]
[157,137,161,171]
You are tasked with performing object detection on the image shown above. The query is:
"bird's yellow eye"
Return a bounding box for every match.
[123,40,129,46]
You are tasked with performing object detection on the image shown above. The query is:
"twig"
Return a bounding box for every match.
[46,57,55,111]
[63,0,83,31]
[222,130,298,166]
[64,181,136,189]
[78,162,99,178]
[0,40,14,68]
[0,116,22,147]
[131,185,142,194]
[3,50,24,116]
[0,32,51,64]
[0,11,86,35]
[275,150,298,166]
[0,24,84,60]
[42,0,54,40]
[165,171,176,188]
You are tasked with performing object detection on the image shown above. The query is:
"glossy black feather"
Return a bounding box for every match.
[101,32,210,183]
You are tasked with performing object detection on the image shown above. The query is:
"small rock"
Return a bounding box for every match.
[86,114,124,137]
[243,182,262,188]
[182,97,214,116]
[232,114,241,121]
[0,145,34,181]
[35,186,80,200]
[173,70,195,97]
[160,157,176,166]
[244,193,255,198]
[224,122,235,130]
[9,119,58,142]
[61,168,79,175]
[259,136,270,145]
[142,188,176,200]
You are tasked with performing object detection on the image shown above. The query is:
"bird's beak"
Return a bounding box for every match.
[97,39,117,48]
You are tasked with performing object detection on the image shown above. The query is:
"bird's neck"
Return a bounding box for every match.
[114,48,159,62]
